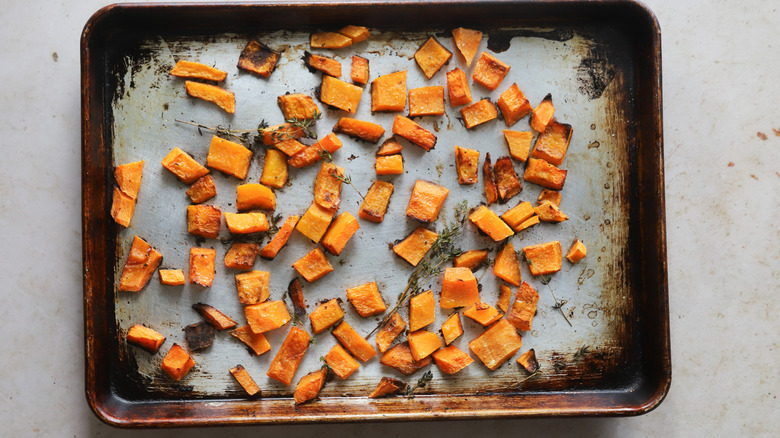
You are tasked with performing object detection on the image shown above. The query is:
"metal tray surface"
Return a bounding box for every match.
[82,0,669,426]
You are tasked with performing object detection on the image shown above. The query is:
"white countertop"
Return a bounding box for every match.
[1,0,777,436]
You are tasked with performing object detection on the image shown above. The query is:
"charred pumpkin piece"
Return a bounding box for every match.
[494,242,522,286]
[440,312,463,345]
[503,130,534,162]
[537,189,562,207]
[497,83,533,126]
[192,303,237,330]
[455,146,480,184]
[288,132,343,168]
[468,319,522,370]
[267,326,310,386]
[321,212,360,256]
[494,156,522,203]
[497,284,513,313]
[259,149,288,189]
[506,281,539,331]
[440,267,480,309]
[517,348,540,374]
[369,376,407,398]
[237,40,280,78]
[534,201,569,223]
[432,345,474,374]
[313,162,344,211]
[260,215,299,260]
[234,270,270,305]
[522,241,563,276]
[446,68,472,107]
[111,188,136,227]
[187,205,221,239]
[409,290,436,332]
[244,300,291,334]
[338,25,370,43]
[296,202,336,243]
[325,344,361,379]
[161,147,209,184]
[530,94,555,132]
[309,298,344,334]
[371,70,407,112]
[460,99,498,130]
[351,55,369,85]
[565,239,587,263]
[482,152,498,205]
[189,247,215,287]
[393,227,438,266]
[346,281,387,317]
[236,183,275,211]
[126,324,166,353]
[294,368,327,405]
[229,325,272,356]
[229,365,262,396]
[158,269,185,286]
[375,312,406,353]
[453,249,489,271]
[303,52,342,77]
[320,75,363,113]
[380,342,432,375]
[292,247,334,283]
[406,179,449,223]
[186,174,216,204]
[207,136,252,179]
[274,138,307,157]
[407,330,443,361]
[523,158,568,190]
[288,278,307,317]
[451,27,482,67]
[311,32,353,49]
[184,321,215,351]
[161,344,195,381]
[170,60,227,81]
[118,236,163,292]
[463,303,503,327]
[333,117,385,143]
[359,180,394,223]
[408,85,445,117]
[375,154,404,175]
[262,123,305,146]
[185,81,235,114]
[332,321,377,362]
[531,119,573,166]
[277,92,320,121]
[224,212,269,234]
[392,115,437,151]
[468,205,514,241]
[414,37,452,79]
[500,201,535,230]
[472,52,510,91]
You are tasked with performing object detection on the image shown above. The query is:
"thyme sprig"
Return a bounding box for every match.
[515,369,541,387]
[319,150,365,200]
[175,110,322,145]
[522,254,573,327]
[404,370,433,398]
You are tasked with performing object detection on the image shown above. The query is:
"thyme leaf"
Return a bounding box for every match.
[522,253,572,327]
[404,370,433,398]
[175,110,322,145]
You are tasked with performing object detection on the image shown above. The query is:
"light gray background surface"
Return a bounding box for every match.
[1,0,777,436]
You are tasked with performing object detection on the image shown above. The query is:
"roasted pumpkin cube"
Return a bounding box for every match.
[184,321,215,352]
[332,321,377,362]
[333,117,385,143]
[126,324,166,353]
[446,68,472,107]
[406,179,449,223]
[565,239,587,263]
[311,32,353,49]
[440,312,463,345]
[303,52,342,77]
[497,83,533,126]
[170,60,227,81]
[321,212,360,256]
[393,227,438,266]
[114,160,143,199]
[451,27,482,66]
[346,281,387,317]
[503,130,533,162]
[375,313,406,353]
[530,93,555,132]
[192,303,237,330]
[455,146,480,184]
[493,156,522,203]
[537,189,562,207]
[371,70,407,112]
[440,267,480,309]
[472,52,510,91]
[369,376,406,398]
[260,215,299,259]
[468,205,514,241]
[259,149,288,189]
[224,242,260,270]
[294,369,328,405]
[313,162,344,211]
[229,325,272,356]
[523,241,563,276]
[262,123,305,145]
[469,318,522,370]
[506,281,539,331]
[288,132,343,168]
[432,345,474,374]
[351,55,369,85]
[483,153,498,205]
[189,247,215,287]
[245,300,291,334]
[497,284,512,313]
[267,326,310,385]
[501,201,535,230]
[187,205,221,239]
[161,147,209,184]
[408,86,445,117]
[111,188,136,227]
[118,235,163,292]
[523,158,568,190]
[380,342,432,375]
[460,99,498,130]
[535,201,569,222]
[292,247,334,282]
[237,40,280,78]
[453,249,488,271]
[414,37,452,79]
[296,201,336,243]
[161,344,195,381]
[277,92,320,121]
[531,119,573,165]
[338,25,370,43]
[274,138,307,157]
[309,298,344,334]
[185,81,235,114]
[325,344,361,379]
[207,135,252,179]
[409,290,436,332]
[224,211,269,234]
[185,174,216,204]
[494,242,522,286]
[236,183,276,211]
[158,269,185,286]
[320,75,363,113]
[515,215,540,232]
[375,154,404,175]
[229,365,262,396]
[235,270,270,305]
[408,330,443,362]
[359,180,394,223]
[517,348,540,374]
[392,115,437,151]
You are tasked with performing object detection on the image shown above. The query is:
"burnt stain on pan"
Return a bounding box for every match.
[487,28,575,52]
[577,45,616,100]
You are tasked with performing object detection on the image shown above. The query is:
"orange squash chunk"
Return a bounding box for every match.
[523,158,568,190]
[161,147,209,184]
[537,189,562,207]
[111,188,136,227]
[380,342,432,375]
[460,99,498,130]
[371,70,407,112]
[406,179,449,223]
[192,303,238,330]
[523,241,563,276]
[530,94,555,132]
[320,75,363,113]
[187,205,221,239]
[229,365,261,396]
[313,162,344,211]
[245,300,291,334]
[332,321,377,362]
[503,130,534,162]
[338,25,370,43]
[446,68,472,107]
[309,298,344,334]
[506,281,539,331]
[408,86,445,117]
[351,55,369,85]
[497,83,533,126]
[278,92,320,120]
[392,115,437,151]
[161,344,195,381]
[515,215,540,232]
[296,202,336,243]
[369,376,406,398]
[500,202,535,231]
[267,326,310,386]
[288,132,343,168]
[472,52,510,91]
[451,27,482,66]
[224,212,269,234]
[185,174,216,204]
[375,154,404,175]
[494,242,522,286]
[260,215,299,259]
[294,368,327,405]
[185,81,235,113]
[483,153,499,205]
[189,247,215,287]
[531,119,573,166]
[409,290,436,332]
[235,270,270,305]
[126,324,166,353]
[114,160,143,198]
[207,136,252,179]
[333,117,385,143]
[170,60,227,81]
[494,156,522,203]
[359,180,394,223]
[535,201,569,223]
[259,149,288,189]
[229,325,272,356]
[453,249,489,271]
[118,236,163,292]
[414,37,452,79]
[325,344,361,379]
[440,312,463,345]
[393,227,438,266]
[321,212,360,255]
[311,32,353,49]
[566,239,587,263]
[497,284,512,313]
[407,330,443,361]
[292,247,334,282]
[274,138,307,156]
[440,267,480,309]
[236,183,275,211]
[469,319,522,370]
[158,269,185,285]
[375,312,406,353]
[468,205,514,241]
[346,281,386,317]
[455,146,480,184]
[464,303,503,326]
[237,40,280,78]
[432,345,474,374]
[304,52,342,77]
[262,123,305,145]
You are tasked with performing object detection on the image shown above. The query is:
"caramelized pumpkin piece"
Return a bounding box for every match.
[440,312,463,345]
[503,130,534,162]
[380,342,432,375]
[267,326,310,386]
[274,138,307,157]
[534,201,569,223]
[482,152,498,205]
[161,147,209,184]
[288,132,343,168]
[262,123,305,145]
[530,93,555,132]
[432,345,474,374]
[460,99,498,130]
[409,290,436,332]
[161,344,195,381]
[184,322,214,351]
[506,281,539,331]
[346,281,387,317]
[446,68,472,107]
[313,162,344,211]
[351,55,369,85]
[170,60,227,81]
[494,242,522,286]
[463,303,503,327]
[118,236,163,292]
[451,27,482,66]
[406,179,449,223]
[472,52,510,91]
[277,92,320,121]
[304,52,342,77]
[468,319,522,370]
[371,70,407,112]
[296,202,336,243]
[229,365,262,397]
[375,312,406,353]
[235,270,270,305]
[320,75,363,113]
[497,284,512,313]
[440,267,480,309]
[236,183,275,211]
[517,348,540,374]
[408,86,445,117]
[259,149,288,189]
[260,215,299,259]
[187,205,221,239]
[407,330,443,361]
[393,227,438,266]
[392,115,437,151]
[414,37,452,79]
[468,205,514,241]
[126,324,166,353]
[229,325,272,356]
[369,376,407,397]
[321,212,360,256]
[494,156,522,203]
[565,239,587,263]
[186,174,217,204]
[453,249,489,271]
[207,136,252,179]
[325,344,361,379]
[522,241,563,276]
[185,81,235,114]
[497,83,533,126]
[332,321,377,363]
[294,368,327,405]
[531,118,573,166]
[244,300,291,334]
[338,25,370,43]
[500,201,535,231]
[310,298,344,334]
[359,180,394,223]
[237,40,280,78]
[455,146,480,184]
[375,154,404,175]
[158,269,185,286]
[333,117,385,143]
[224,212,269,234]
[192,303,237,330]
[189,247,215,287]
[537,189,562,207]
[292,247,334,283]
[523,158,568,190]
[311,32,353,49]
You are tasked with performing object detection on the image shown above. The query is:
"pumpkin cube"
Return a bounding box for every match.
[114,160,143,199]
[453,249,489,271]
[158,269,185,286]
[497,284,512,313]
[369,377,406,398]
[277,92,320,120]
[309,298,344,334]
[189,247,215,287]
[500,202,535,230]
[440,312,463,345]
[408,85,445,117]
[313,162,344,211]
[446,68,472,107]
[432,345,474,374]
[522,241,563,276]
[332,321,377,362]
[207,135,252,179]
[371,70,407,112]
[393,227,438,266]
[236,183,276,211]
[523,158,568,190]
[380,343,431,375]
[311,32,353,49]
[126,324,166,353]
[333,117,385,143]
[117,236,163,292]
[259,149,288,189]
[483,153,499,205]
[110,188,136,227]
[192,303,237,330]
[229,325,272,356]
[406,179,449,223]
[535,201,569,223]
[531,119,573,166]
[359,180,394,223]
[260,215,299,260]
[267,326,310,386]
[325,344,361,379]
[351,55,369,85]
[472,52,510,91]
[375,313,406,353]
[503,130,534,162]
[320,75,363,113]
[170,60,227,81]
[464,303,503,327]
[303,52,342,77]
[392,115,437,151]
[185,174,216,204]
[468,319,522,370]
[237,40,280,78]
[185,81,235,114]
[409,290,436,332]
[451,27,482,66]
[244,300,291,334]
[161,147,209,184]
[460,99,498,130]
[161,344,195,381]
[235,270,270,305]
[407,330,443,361]
[187,205,221,239]
[224,212,269,234]
[506,281,539,331]
[494,156,522,203]
[274,138,307,157]
[517,349,540,374]
[346,281,387,317]
[440,267,480,309]
[338,25,370,43]
[468,204,514,241]
[530,93,555,132]
[288,132,343,168]
[497,83,533,126]
[455,146,480,184]
[296,201,336,243]
[294,369,328,405]
[321,212,360,256]
[229,365,262,397]
[494,242,522,286]
[376,136,403,156]
[292,247,334,283]
[566,239,587,263]
[375,154,404,175]
[414,37,452,79]
[223,242,261,270]
[263,123,305,146]
[537,189,562,207]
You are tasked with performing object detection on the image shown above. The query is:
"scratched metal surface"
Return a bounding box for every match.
[109,25,633,400]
